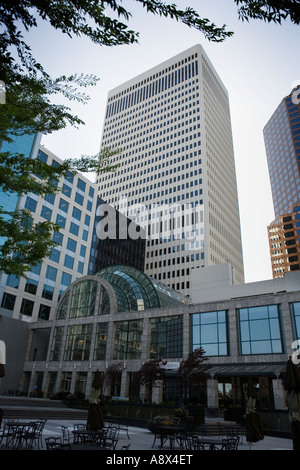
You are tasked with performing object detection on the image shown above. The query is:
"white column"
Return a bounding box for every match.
[207,378,219,408]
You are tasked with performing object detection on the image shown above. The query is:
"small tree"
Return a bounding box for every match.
[137,359,166,402]
[178,347,211,405]
[101,361,124,398]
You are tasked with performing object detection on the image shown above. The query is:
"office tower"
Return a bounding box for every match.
[264,86,300,277]
[0,144,97,322]
[0,133,42,232]
[267,203,300,278]
[264,86,300,217]
[88,197,146,273]
[97,45,244,296]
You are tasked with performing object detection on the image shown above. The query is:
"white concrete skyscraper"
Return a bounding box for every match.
[97,44,244,296]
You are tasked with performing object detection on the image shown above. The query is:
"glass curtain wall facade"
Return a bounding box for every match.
[263,86,300,219]
[264,86,300,277]
[97,45,244,296]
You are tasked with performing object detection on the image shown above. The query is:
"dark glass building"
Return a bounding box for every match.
[263,86,300,218]
[264,86,300,277]
[88,198,146,274]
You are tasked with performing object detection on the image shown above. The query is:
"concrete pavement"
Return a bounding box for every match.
[40,419,294,451]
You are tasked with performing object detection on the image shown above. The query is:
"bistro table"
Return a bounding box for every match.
[3,421,38,449]
[72,428,107,446]
[157,426,184,450]
[195,437,223,450]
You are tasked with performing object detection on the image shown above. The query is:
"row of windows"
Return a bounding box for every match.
[1,293,51,320]
[48,302,300,361]
[106,61,199,118]
[37,150,94,196]
[104,92,200,143]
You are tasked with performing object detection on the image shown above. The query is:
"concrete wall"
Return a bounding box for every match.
[191,264,300,303]
[0,315,30,393]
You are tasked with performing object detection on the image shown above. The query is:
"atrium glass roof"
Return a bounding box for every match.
[96,265,191,312]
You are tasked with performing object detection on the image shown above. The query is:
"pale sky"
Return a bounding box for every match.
[24,0,300,284]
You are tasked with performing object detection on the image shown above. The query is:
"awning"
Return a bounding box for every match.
[206,362,286,378]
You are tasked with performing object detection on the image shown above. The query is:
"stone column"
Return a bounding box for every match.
[207,378,219,408]
[272,377,286,410]
[152,380,163,404]
[120,368,128,397]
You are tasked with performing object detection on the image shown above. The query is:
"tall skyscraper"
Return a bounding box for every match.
[267,203,300,278]
[264,85,300,218]
[264,86,300,278]
[97,45,244,296]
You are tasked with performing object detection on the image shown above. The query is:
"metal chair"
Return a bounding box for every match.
[104,426,118,450]
[61,425,72,444]
[0,423,18,448]
[21,422,40,449]
[121,443,131,450]
[34,419,47,449]
[45,437,64,450]
[221,436,240,450]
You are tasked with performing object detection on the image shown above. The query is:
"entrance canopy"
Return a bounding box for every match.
[207,362,286,378]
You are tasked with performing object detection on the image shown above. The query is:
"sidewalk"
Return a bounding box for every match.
[41,419,294,451]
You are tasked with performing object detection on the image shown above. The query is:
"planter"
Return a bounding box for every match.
[104,402,178,422]
[188,405,204,425]
[224,407,244,423]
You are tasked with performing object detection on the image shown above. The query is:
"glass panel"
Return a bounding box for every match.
[251,341,272,354]
[238,305,283,355]
[201,324,218,343]
[241,341,251,355]
[50,326,64,361]
[150,316,183,359]
[240,321,249,341]
[70,280,97,318]
[113,320,143,360]
[249,319,270,341]
[249,306,268,320]
[64,324,92,361]
[94,323,108,360]
[57,292,69,319]
[191,310,228,356]
[239,308,248,321]
[98,285,110,315]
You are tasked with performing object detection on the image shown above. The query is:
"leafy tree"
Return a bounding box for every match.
[0,144,119,276]
[138,358,165,387]
[101,361,124,398]
[0,0,299,275]
[178,347,211,405]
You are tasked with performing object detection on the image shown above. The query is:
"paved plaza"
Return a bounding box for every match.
[40,418,293,451]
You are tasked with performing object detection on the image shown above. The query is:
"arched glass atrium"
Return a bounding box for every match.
[56,265,191,319]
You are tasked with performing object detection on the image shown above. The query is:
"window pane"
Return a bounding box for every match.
[191,310,228,356]
[238,305,283,355]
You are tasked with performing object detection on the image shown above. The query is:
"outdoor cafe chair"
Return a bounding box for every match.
[103,426,118,450]
[33,419,47,449]
[0,423,17,448]
[220,436,240,451]
[46,437,64,450]
[61,425,72,444]
[21,422,40,449]
[121,443,131,450]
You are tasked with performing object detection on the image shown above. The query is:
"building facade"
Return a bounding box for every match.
[264,86,300,277]
[0,144,97,322]
[14,266,300,411]
[89,198,146,274]
[267,203,300,278]
[263,85,300,219]
[97,45,244,296]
